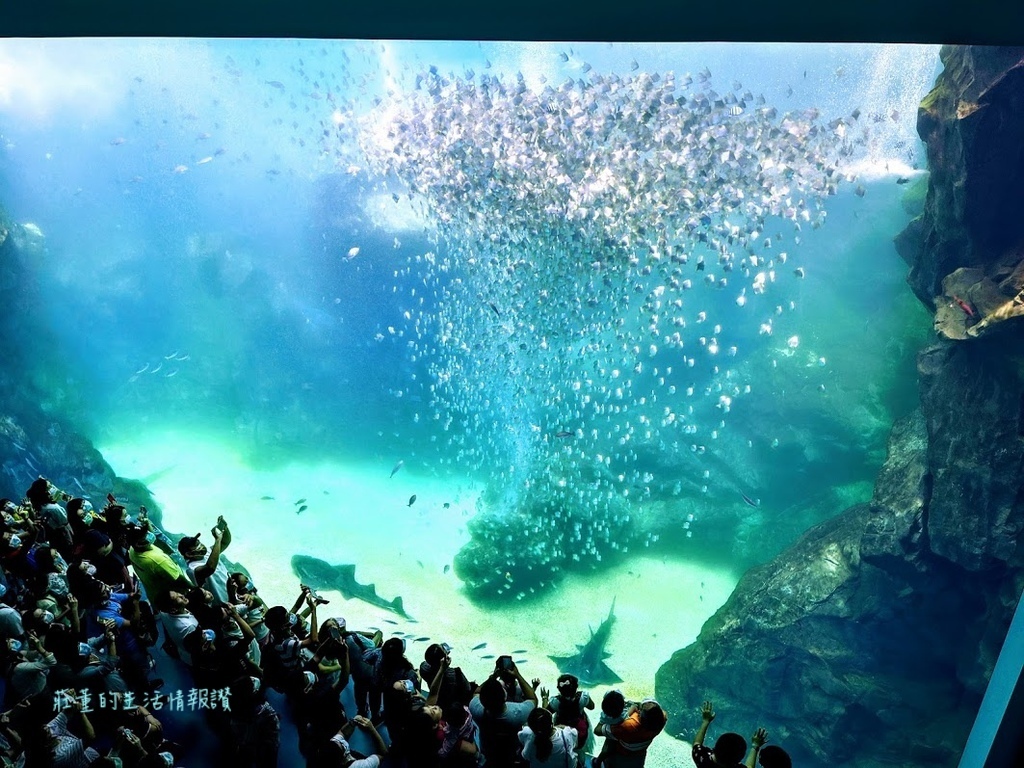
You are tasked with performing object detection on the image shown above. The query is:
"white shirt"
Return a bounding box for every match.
[518,726,578,768]
[160,611,199,665]
[187,556,230,604]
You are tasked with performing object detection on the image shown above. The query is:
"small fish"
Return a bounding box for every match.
[165,370,178,378]
[696,260,705,272]
[480,655,496,659]
[555,431,574,438]
[515,660,528,665]
[164,351,179,359]
[855,185,866,197]
[383,619,399,625]
[740,492,761,508]
[896,177,910,185]
[390,460,404,478]
[110,137,126,146]
[347,246,360,258]
[196,156,214,165]
[175,353,191,361]
[151,363,163,374]
[413,636,430,642]
[135,363,150,375]
[443,564,450,574]
[511,649,528,654]
[443,502,450,509]
[408,495,417,507]
[295,498,307,505]
[416,560,424,569]
[488,302,501,316]
[73,477,86,493]
[952,295,975,317]
[472,642,487,651]
[296,505,308,514]
[172,165,188,174]
[793,267,805,278]
[265,80,285,90]
[260,496,275,501]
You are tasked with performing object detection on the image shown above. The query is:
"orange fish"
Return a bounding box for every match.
[952,295,975,317]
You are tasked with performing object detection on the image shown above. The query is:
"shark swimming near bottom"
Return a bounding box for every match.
[549,598,622,686]
[290,554,413,620]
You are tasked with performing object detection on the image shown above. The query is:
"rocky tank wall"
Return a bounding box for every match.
[0,207,165,524]
[656,45,1024,768]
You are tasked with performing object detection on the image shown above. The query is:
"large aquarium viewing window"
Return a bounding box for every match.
[0,39,1022,768]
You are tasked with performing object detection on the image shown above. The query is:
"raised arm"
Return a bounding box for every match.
[693,700,715,747]
[427,655,450,706]
[194,528,224,584]
[745,727,768,768]
[513,663,538,705]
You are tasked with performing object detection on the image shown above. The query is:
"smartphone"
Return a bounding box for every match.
[498,655,513,671]
[329,625,343,642]
[107,493,117,505]
[441,642,452,655]
[401,679,417,694]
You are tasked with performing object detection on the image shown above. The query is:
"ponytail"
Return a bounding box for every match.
[528,707,555,762]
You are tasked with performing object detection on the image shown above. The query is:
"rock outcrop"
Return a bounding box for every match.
[0,208,166,527]
[658,46,1024,768]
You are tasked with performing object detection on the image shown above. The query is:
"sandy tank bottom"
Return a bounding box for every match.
[101,429,739,768]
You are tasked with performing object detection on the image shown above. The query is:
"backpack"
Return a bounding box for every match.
[554,695,589,746]
[481,709,527,768]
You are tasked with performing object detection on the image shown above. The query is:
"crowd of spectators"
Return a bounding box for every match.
[0,476,792,768]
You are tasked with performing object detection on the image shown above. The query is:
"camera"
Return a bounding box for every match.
[329,625,343,642]
[401,679,417,694]
[498,655,514,671]
[440,642,452,655]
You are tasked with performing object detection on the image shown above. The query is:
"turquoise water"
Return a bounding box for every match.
[0,39,943,767]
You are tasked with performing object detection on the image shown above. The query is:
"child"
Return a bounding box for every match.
[592,689,628,768]
[545,674,595,765]
[744,727,792,768]
[692,700,747,768]
[439,701,481,767]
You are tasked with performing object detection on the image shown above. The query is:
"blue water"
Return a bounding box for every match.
[0,38,938,554]
[0,37,959,768]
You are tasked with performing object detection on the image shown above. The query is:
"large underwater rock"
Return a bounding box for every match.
[896,46,1024,336]
[657,344,1024,766]
[0,206,167,522]
[659,46,1024,768]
